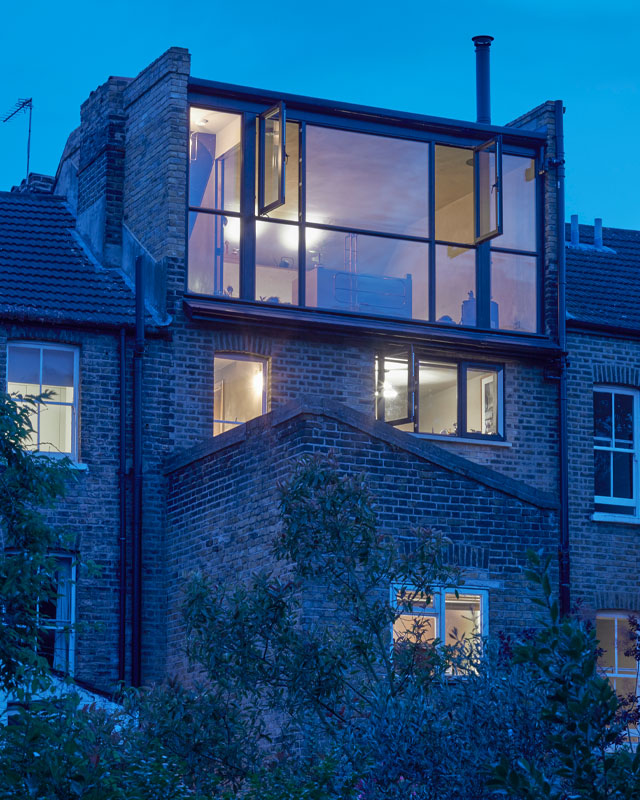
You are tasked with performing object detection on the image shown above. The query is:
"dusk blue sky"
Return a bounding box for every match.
[1,0,638,229]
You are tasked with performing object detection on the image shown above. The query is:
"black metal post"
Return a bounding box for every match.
[472,35,494,124]
[118,327,127,683]
[554,100,570,617]
[132,256,145,686]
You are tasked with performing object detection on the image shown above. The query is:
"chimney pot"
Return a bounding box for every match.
[570,214,579,246]
[594,218,603,248]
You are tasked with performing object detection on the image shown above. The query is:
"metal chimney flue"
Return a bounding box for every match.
[472,35,494,124]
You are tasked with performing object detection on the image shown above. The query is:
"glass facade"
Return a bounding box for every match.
[188,103,541,335]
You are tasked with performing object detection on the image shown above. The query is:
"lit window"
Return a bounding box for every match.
[213,355,267,436]
[376,351,503,439]
[7,343,79,459]
[393,587,487,661]
[593,387,638,516]
[596,612,638,700]
[38,555,76,674]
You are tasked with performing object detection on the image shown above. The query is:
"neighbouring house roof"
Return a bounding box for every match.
[0,191,137,327]
[566,223,640,333]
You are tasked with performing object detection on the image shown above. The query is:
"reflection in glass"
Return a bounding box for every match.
[466,368,500,436]
[594,391,612,439]
[613,452,633,498]
[418,361,457,436]
[615,394,634,443]
[189,108,241,212]
[39,559,73,672]
[435,245,476,325]
[492,155,536,251]
[379,356,410,422]
[261,106,283,212]
[393,591,436,644]
[445,593,481,642]
[305,228,427,320]
[476,143,498,241]
[594,449,610,497]
[188,211,240,298]
[256,221,298,305]
[306,126,428,236]
[213,357,266,436]
[257,122,299,221]
[490,251,537,332]
[435,145,474,244]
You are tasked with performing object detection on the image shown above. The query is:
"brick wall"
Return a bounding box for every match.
[566,328,640,617]
[164,401,558,678]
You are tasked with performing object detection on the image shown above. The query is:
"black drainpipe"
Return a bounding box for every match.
[132,255,145,686]
[118,327,127,683]
[554,100,570,617]
[472,35,494,125]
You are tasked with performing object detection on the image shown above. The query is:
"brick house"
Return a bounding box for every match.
[2,43,630,697]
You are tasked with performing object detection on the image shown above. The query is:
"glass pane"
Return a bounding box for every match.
[188,212,240,298]
[258,121,299,221]
[382,356,410,422]
[490,252,537,332]
[476,144,498,241]
[617,619,637,672]
[613,452,633,498]
[467,368,499,436]
[445,593,482,641]
[615,676,638,698]
[594,449,611,497]
[42,349,75,402]
[306,126,429,237]
[396,590,435,611]
[418,361,457,436]
[262,106,283,211]
[305,229,427,320]
[492,156,536,251]
[39,403,72,454]
[256,221,298,306]
[615,394,634,443]
[435,145,474,244]
[393,614,436,643]
[13,400,38,449]
[213,357,265,436]
[8,345,40,385]
[189,108,241,212]
[435,245,476,325]
[596,617,616,670]
[594,391,613,440]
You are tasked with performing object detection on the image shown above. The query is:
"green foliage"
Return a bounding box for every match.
[490,550,640,799]
[0,391,75,695]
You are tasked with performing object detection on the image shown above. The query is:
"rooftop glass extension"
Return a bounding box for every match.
[188,101,541,334]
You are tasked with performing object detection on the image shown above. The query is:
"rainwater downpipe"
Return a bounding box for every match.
[554,100,570,617]
[132,255,145,686]
[118,327,126,683]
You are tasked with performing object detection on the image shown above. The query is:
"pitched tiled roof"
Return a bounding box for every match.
[566,223,640,332]
[0,191,136,326]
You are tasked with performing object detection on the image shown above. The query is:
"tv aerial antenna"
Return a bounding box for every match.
[2,98,33,181]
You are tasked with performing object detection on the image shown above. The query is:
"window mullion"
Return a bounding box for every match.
[476,243,490,328]
[240,113,256,301]
[298,122,306,307]
[458,363,466,436]
[428,142,435,322]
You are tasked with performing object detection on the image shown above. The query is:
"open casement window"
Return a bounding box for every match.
[375,350,504,440]
[258,102,286,215]
[375,350,414,426]
[593,387,639,516]
[474,136,503,244]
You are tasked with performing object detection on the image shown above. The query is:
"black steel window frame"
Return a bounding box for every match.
[376,349,506,442]
[186,98,543,335]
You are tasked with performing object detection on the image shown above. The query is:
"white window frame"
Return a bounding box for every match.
[593,386,640,519]
[391,585,489,646]
[38,553,77,676]
[6,342,80,461]
[213,352,268,435]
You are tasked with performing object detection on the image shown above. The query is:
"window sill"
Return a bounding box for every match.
[591,512,640,525]
[412,433,512,448]
[32,453,88,471]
